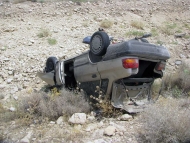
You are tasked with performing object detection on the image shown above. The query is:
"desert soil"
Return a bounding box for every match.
[0,0,190,142]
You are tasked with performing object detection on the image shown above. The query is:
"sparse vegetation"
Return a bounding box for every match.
[160,22,178,35]
[130,20,144,30]
[125,30,144,37]
[163,62,190,97]
[20,88,90,120]
[37,28,50,38]
[89,86,123,118]
[47,38,57,45]
[100,19,113,28]
[151,28,158,37]
[0,88,90,125]
[138,97,190,143]
[156,40,164,45]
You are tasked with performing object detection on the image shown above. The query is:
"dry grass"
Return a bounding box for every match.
[89,86,123,118]
[100,19,113,28]
[137,97,190,143]
[20,88,90,120]
[130,20,144,30]
[47,38,57,45]
[162,62,190,97]
[160,22,177,35]
[125,30,144,37]
[37,28,50,38]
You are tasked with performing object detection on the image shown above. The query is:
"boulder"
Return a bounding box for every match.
[68,113,86,124]
[104,126,116,136]
[119,114,133,121]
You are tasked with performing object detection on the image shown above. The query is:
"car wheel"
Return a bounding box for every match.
[45,56,58,72]
[90,31,110,56]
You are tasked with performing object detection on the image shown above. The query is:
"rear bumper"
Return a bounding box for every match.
[111,79,153,113]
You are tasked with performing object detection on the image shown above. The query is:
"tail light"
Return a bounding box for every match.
[122,58,139,69]
[155,61,166,71]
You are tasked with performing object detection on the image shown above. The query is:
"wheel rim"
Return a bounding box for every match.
[91,35,102,54]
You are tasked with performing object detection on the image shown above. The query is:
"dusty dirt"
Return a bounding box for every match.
[0,0,190,142]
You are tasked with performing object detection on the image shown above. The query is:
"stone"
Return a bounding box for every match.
[85,124,97,132]
[68,113,86,124]
[98,121,104,128]
[119,114,133,121]
[175,60,182,65]
[93,139,108,143]
[56,116,63,125]
[0,85,5,89]
[87,115,95,121]
[0,94,4,99]
[13,95,18,100]
[9,107,16,112]
[50,121,55,124]
[20,138,29,143]
[7,78,13,84]
[20,131,33,143]
[104,126,116,136]
[8,71,13,75]
[180,54,186,58]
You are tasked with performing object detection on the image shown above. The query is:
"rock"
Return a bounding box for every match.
[119,114,133,121]
[93,139,108,143]
[98,121,104,128]
[87,115,95,121]
[50,121,55,124]
[68,113,86,124]
[0,94,4,99]
[7,78,13,84]
[0,85,5,89]
[104,126,116,136]
[9,107,16,112]
[8,71,13,75]
[23,83,29,88]
[13,95,18,100]
[85,124,97,132]
[180,54,186,58]
[175,60,182,65]
[20,138,29,143]
[56,116,63,125]
[174,33,186,38]
[20,131,33,143]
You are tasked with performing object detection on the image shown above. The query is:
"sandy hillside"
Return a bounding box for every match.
[0,0,190,142]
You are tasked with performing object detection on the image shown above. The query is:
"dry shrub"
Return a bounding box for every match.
[138,98,190,143]
[37,28,50,38]
[163,63,190,97]
[160,23,177,35]
[20,89,90,120]
[90,86,123,118]
[100,19,113,28]
[130,20,144,30]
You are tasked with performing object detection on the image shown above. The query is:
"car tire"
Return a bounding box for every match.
[90,31,110,56]
[45,56,58,73]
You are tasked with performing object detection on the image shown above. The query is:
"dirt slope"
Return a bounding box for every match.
[0,0,190,142]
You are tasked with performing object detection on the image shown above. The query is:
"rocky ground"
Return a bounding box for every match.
[0,0,190,142]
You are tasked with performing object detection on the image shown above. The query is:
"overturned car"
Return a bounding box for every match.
[37,30,170,113]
